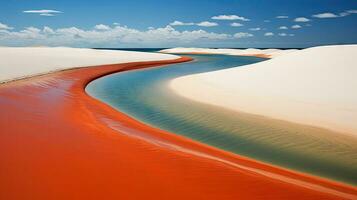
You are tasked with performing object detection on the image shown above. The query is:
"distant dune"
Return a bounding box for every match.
[170,45,357,135]
[160,47,298,58]
[0,47,179,83]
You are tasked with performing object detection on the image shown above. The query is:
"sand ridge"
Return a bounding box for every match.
[0,47,179,83]
[160,47,298,58]
[170,45,357,135]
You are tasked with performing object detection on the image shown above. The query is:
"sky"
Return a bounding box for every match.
[0,0,356,48]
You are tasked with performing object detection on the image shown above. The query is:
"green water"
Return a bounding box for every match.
[86,54,357,185]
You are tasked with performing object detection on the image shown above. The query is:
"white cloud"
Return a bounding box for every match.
[278,33,287,36]
[294,17,310,22]
[0,22,13,30]
[234,32,253,38]
[339,10,357,17]
[291,25,302,29]
[230,22,243,27]
[23,9,62,16]
[23,9,62,14]
[276,16,289,19]
[43,26,55,34]
[310,10,357,19]
[212,15,250,21]
[169,21,195,26]
[41,13,56,17]
[346,10,357,14]
[197,21,218,27]
[279,26,288,30]
[249,27,261,31]
[171,20,228,27]
[312,13,339,18]
[264,20,270,23]
[9,27,44,40]
[0,24,233,47]
[264,32,274,36]
[94,24,111,30]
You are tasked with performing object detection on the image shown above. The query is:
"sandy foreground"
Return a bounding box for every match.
[160,47,298,58]
[0,50,356,199]
[0,47,179,83]
[170,45,357,135]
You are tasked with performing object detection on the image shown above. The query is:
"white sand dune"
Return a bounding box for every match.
[170,45,357,135]
[0,47,179,83]
[160,47,298,58]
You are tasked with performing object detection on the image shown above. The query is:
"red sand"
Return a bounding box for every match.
[0,57,356,200]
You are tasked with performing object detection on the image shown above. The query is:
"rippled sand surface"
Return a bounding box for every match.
[87,54,357,185]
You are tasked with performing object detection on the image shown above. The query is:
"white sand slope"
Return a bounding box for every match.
[170,45,357,135]
[0,47,179,83]
[160,47,298,58]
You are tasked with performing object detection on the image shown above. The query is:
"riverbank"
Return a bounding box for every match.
[170,45,357,136]
[0,48,356,199]
[0,47,179,83]
[160,47,298,58]
[86,53,357,185]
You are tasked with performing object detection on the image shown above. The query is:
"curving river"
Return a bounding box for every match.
[86,53,357,185]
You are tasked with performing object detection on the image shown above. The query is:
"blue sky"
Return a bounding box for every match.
[0,0,356,48]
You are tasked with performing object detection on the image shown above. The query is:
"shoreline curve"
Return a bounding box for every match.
[0,56,356,199]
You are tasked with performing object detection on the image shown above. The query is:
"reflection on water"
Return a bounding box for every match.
[86,54,357,185]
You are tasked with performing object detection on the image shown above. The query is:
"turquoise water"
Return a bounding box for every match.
[86,54,357,185]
